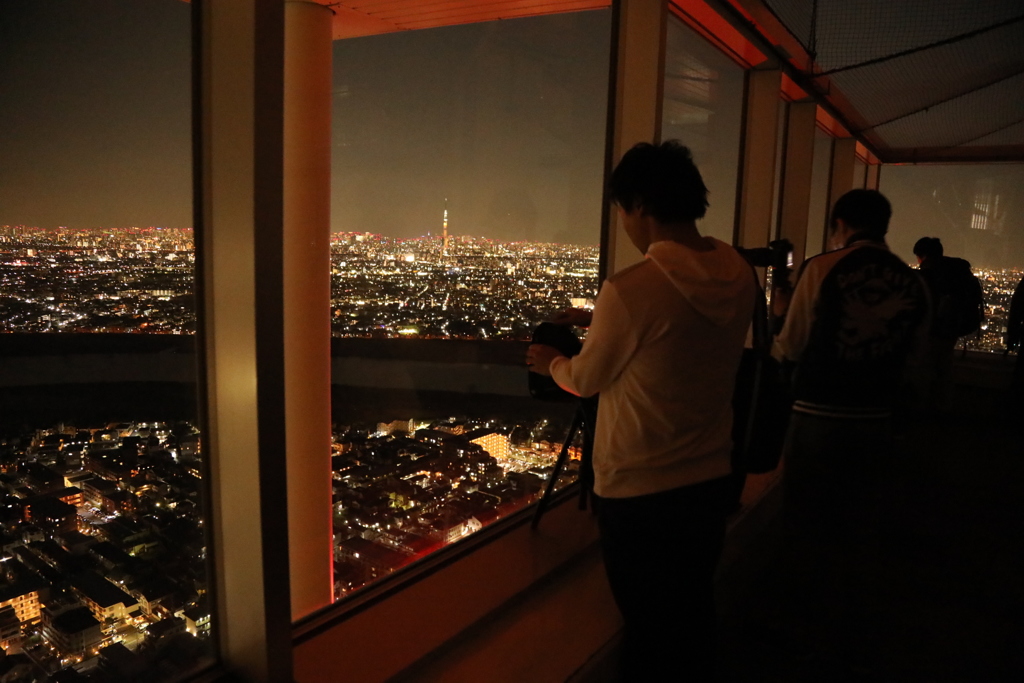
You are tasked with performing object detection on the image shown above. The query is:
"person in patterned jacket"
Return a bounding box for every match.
[772,189,929,668]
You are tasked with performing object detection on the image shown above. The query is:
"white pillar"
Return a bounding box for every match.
[819,136,858,252]
[866,163,881,190]
[776,101,817,266]
[735,68,781,249]
[196,1,292,680]
[284,0,334,622]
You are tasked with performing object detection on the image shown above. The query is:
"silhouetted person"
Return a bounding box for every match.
[913,236,985,414]
[527,142,755,682]
[773,190,929,669]
[1007,276,1024,411]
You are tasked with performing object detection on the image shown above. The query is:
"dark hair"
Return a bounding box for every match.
[830,189,891,239]
[913,236,943,259]
[608,141,709,223]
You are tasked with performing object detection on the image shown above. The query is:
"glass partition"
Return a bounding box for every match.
[0,0,212,677]
[330,11,611,598]
[882,163,1024,353]
[661,15,746,244]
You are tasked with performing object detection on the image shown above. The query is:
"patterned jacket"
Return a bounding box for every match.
[773,239,929,418]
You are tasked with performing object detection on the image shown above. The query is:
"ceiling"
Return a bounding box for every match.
[318,0,609,39]
[315,0,1024,163]
[728,0,1024,162]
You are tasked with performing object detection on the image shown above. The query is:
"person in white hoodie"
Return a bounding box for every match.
[527,141,756,681]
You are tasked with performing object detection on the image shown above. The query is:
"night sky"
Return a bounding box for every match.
[0,0,611,245]
[0,0,192,230]
[330,11,611,244]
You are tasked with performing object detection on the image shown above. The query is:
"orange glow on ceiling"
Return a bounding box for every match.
[670,0,767,69]
[324,0,612,40]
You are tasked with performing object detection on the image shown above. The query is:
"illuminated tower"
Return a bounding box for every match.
[442,198,449,257]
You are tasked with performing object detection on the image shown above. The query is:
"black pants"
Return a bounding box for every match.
[780,412,891,659]
[596,476,733,682]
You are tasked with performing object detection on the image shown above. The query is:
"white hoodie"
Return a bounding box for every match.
[550,238,756,498]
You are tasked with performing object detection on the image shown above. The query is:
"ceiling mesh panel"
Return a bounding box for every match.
[966,120,1024,147]
[872,72,1024,150]
[765,0,1023,68]
[825,22,1024,127]
[761,0,1024,157]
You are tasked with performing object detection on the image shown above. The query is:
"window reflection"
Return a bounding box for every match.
[661,16,746,244]
[882,164,1024,354]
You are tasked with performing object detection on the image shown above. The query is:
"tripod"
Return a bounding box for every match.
[531,397,597,530]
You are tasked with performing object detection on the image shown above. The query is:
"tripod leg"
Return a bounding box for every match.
[531,411,583,530]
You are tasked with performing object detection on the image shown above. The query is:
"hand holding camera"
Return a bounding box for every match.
[525,343,563,376]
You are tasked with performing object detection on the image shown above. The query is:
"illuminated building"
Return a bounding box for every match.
[22,496,78,535]
[0,569,45,625]
[180,606,211,637]
[442,198,450,257]
[53,487,85,508]
[470,432,513,461]
[72,571,141,625]
[41,606,104,658]
[0,606,21,650]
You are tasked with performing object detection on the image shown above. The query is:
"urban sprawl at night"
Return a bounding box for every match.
[0,421,210,678]
[0,225,597,676]
[0,226,599,340]
[0,224,1021,676]
[2,225,1019,351]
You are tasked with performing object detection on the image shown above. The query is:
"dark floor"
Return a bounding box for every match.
[718,384,1024,682]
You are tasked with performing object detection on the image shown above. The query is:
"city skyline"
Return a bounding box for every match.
[2,225,1020,354]
[4,2,1023,265]
[0,227,600,340]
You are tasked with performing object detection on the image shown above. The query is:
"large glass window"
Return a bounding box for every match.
[329,12,611,598]
[661,15,746,244]
[0,0,212,677]
[882,164,1024,353]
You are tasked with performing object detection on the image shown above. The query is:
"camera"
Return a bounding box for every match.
[737,238,793,270]
[528,322,583,401]
[737,238,794,291]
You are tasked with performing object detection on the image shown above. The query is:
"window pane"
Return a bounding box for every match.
[882,163,1024,353]
[330,12,611,597]
[805,127,833,260]
[0,0,213,676]
[661,16,746,244]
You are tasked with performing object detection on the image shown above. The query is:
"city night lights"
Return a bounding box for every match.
[0,223,599,666]
[0,225,598,340]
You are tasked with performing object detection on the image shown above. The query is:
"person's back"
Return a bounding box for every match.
[573,237,753,497]
[1008,277,1024,411]
[912,237,983,412]
[787,243,928,416]
[914,238,984,340]
[773,189,929,670]
[525,141,754,682]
